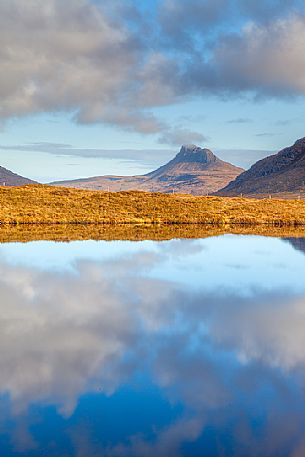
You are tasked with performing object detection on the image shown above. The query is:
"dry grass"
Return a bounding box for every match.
[1,184,305,228]
[0,223,305,243]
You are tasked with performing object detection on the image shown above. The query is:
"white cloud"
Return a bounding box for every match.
[158,128,208,146]
[209,15,305,96]
[1,0,305,138]
[0,0,167,133]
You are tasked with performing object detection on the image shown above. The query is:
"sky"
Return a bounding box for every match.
[1,0,305,182]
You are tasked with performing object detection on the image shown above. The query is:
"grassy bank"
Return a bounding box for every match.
[1,184,305,226]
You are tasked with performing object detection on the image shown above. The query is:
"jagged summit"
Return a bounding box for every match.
[174,145,217,164]
[218,137,305,197]
[51,144,244,195]
[293,137,305,147]
[146,144,223,180]
[182,144,198,150]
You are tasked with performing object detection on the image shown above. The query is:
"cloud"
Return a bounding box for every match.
[206,15,305,97]
[0,0,172,135]
[158,4,305,102]
[227,117,252,124]
[0,142,174,161]
[238,0,304,22]
[0,0,305,137]
[0,142,273,170]
[255,132,278,137]
[158,128,208,146]
[159,0,228,49]
[159,0,305,45]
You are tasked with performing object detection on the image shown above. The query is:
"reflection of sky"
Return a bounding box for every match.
[2,235,305,292]
[0,236,305,455]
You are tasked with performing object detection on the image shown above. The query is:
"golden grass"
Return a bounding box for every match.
[0,223,305,243]
[1,184,305,228]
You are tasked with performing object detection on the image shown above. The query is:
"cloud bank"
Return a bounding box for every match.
[0,0,304,142]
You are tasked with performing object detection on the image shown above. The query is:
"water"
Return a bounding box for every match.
[0,235,305,456]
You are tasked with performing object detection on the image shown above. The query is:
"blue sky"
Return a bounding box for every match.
[0,0,305,182]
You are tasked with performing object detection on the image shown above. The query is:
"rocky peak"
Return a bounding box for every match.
[175,145,218,164]
[279,137,305,157]
[267,136,305,173]
[293,137,305,148]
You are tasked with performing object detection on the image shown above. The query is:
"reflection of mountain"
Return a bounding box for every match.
[51,144,244,195]
[283,238,305,256]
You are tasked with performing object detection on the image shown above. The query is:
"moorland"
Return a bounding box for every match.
[1,185,305,229]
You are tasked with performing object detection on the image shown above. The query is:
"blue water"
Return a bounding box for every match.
[0,235,305,456]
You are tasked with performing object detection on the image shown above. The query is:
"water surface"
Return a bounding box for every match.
[1,235,305,456]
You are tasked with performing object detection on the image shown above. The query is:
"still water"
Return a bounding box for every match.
[1,235,305,456]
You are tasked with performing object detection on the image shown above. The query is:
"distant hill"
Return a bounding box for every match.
[0,165,36,187]
[218,138,305,197]
[51,145,244,195]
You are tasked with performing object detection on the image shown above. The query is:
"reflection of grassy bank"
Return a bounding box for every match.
[1,223,305,243]
[1,184,305,227]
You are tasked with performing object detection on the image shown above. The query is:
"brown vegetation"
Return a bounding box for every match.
[1,223,305,243]
[0,185,305,229]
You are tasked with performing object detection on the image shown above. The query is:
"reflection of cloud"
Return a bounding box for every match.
[0,246,305,416]
[101,417,204,457]
[0,249,183,415]
[155,238,206,259]
[206,293,305,370]
[1,239,305,453]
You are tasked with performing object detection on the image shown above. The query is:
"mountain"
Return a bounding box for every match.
[0,165,36,187]
[51,145,244,195]
[218,137,305,197]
